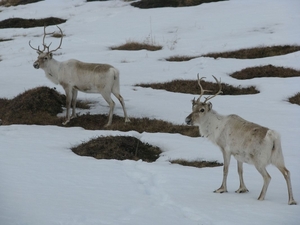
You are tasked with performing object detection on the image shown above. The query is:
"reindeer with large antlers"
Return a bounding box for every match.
[29,26,130,126]
[185,75,297,205]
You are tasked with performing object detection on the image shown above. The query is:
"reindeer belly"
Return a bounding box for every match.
[74,84,102,93]
[232,152,255,164]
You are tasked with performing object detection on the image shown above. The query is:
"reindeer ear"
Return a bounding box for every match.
[37,51,41,55]
[49,53,53,58]
[207,102,213,111]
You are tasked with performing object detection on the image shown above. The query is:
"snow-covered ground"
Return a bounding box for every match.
[0,0,299,224]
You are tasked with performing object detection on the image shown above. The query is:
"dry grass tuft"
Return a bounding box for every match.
[165,55,199,62]
[111,41,162,51]
[0,86,199,137]
[0,0,42,7]
[288,92,300,106]
[72,136,162,162]
[131,0,226,8]
[0,17,66,29]
[136,79,259,95]
[204,45,300,59]
[171,159,223,168]
[230,65,300,80]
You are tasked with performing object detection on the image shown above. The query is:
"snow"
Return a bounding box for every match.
[0,0,300,224]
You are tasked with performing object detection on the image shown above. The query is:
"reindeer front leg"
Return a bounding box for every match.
[62,87,72,125]
[71,88,78,119]
[235,161,249,193]
[214,150,230,193]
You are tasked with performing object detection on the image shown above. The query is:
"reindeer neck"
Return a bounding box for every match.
[200,109,226,141]
[43,58,61,85]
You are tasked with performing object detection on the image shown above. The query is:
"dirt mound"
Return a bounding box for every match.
[72,136,162,162]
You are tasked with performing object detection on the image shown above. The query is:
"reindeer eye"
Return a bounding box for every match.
[44,57,48,60]
[200,108,205,112]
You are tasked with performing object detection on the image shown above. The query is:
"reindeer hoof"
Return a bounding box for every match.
[288,200,297,205]
[235,188,249,193]
[214,188,227,193]
[62,120,70,125]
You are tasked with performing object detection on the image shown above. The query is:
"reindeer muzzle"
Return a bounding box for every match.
[185,117,192,125]
[33,62,39,69]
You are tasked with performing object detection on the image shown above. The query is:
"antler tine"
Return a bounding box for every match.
[203,75,223,103]
[41,25,55,52]
[196,73,212,102]
[29,40,42,53]
[49,25,63,53]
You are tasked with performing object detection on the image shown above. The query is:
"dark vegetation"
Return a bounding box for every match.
[111,41,162,51]
[131,0,226,8]
[166,55,199,62]
[0,38,12,42]
[288,92,300,106]
[72,136,162,162]
[171,159,223,168]
[0,86,199,137]
[137,79,259,95]
[204,45,300,59]
[230,65,300,80]
[166,45,300,62]
[0,0,42,7]
[0,17,66,29]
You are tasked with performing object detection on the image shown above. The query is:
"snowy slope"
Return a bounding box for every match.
[0,0,300,224]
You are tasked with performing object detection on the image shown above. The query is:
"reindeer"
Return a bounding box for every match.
[185,75,297,205]
[29,26,130,126]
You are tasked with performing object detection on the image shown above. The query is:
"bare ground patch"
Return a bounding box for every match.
[288,92,300,106]
[0,86,199,137]
[0,0,42,7]
[111,41,162,51]
[203,45,300,59]
[166,45,300,62]
[72,136,162,162]
[131,0,226,8]
[0,17,66,29]
[136,79,259,95]
[230,65,300,80]
[171,159,223,168]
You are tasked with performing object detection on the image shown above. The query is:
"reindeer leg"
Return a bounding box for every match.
[113,92,130,123]
[62,87,72,125]
[235,161,249,193]
[255,166,271,201]
[101,92,115,127]
[70,88,78,119]
[276,166,297,205]
[214,150,230,193]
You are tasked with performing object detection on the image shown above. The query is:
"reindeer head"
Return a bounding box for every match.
[185,75,222,126]
[29,26,63,69]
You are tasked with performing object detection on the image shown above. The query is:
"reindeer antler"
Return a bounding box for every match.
[196,73,212,102]
[196,74,222,103]
[49,26,63,53]
[203,75,223,103]
[29,25,63,54]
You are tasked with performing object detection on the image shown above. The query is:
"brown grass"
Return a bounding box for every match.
[204,45,300,59]
[136,79,259,95]
[72,136,162,162]
[0,86,199,137]
[0,38,13,42]
[0,0,42,7]
[171,159,222,168]
[0,17,66,29]
[230,65,300,80]
[131,0,226,8]
[165,55,199,62]
[111,41,162,51]
[288,92,300,106]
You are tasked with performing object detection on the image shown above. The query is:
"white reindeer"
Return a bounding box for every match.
[29,26,130,126]
[185,75,297,205]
